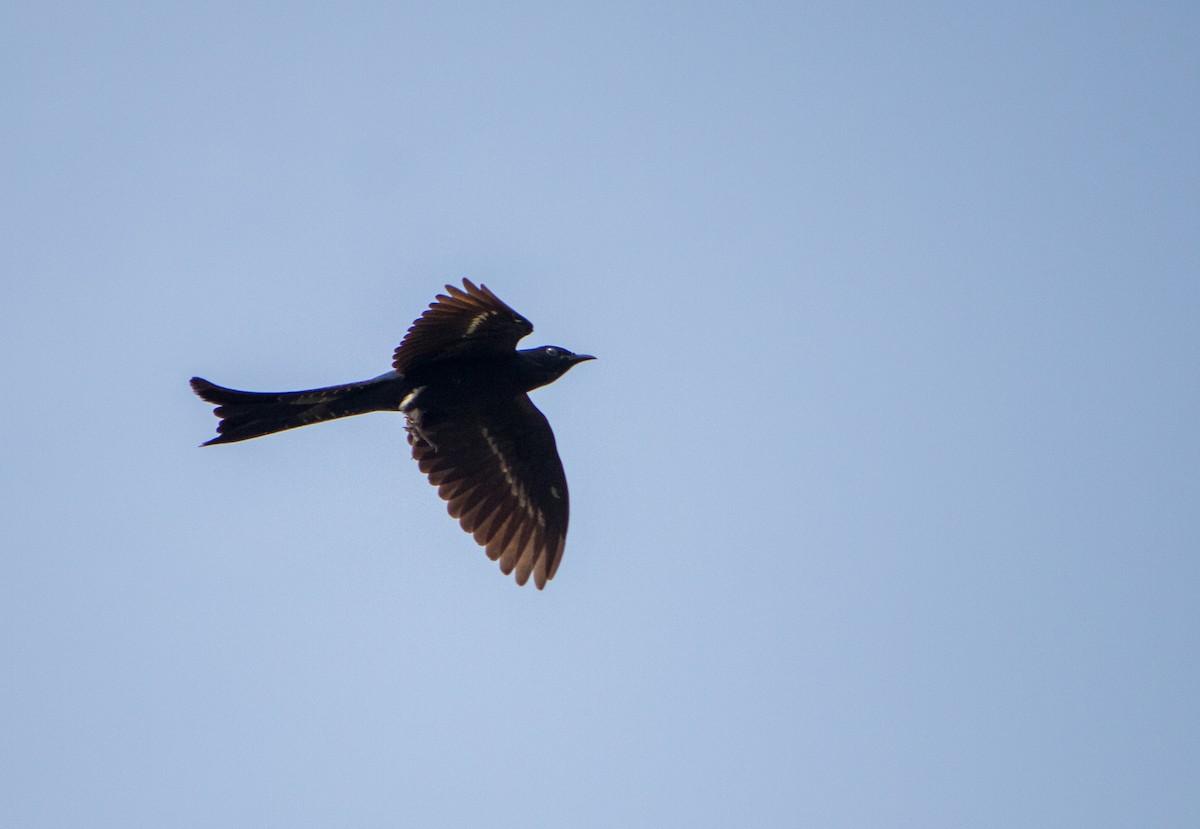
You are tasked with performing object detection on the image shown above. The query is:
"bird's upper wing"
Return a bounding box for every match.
[409,394,570,589]
[393,279,533,373]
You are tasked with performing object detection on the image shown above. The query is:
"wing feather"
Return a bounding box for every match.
[408,394,571,589]
[393,279,534,373]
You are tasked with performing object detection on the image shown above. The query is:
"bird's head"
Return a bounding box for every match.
[517,345,596,390]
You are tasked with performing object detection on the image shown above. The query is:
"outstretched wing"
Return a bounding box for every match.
[409,394,570,589]
[393,279,533,373]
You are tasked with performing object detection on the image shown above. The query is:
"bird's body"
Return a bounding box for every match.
[191,280,592,588]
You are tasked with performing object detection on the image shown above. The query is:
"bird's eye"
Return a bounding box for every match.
[545,347,561,357]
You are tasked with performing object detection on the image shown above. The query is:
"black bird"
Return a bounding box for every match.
[190,279,593,588]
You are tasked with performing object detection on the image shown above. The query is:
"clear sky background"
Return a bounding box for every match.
[3,2,1198,827]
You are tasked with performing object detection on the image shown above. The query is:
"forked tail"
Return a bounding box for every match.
[190,376,400,445]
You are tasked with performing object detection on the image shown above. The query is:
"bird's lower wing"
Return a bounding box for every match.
[408,395,570,588]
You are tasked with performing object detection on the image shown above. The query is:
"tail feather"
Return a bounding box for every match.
[190,376,398,445]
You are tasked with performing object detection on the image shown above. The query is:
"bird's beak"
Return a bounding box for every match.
[571,354,597,364]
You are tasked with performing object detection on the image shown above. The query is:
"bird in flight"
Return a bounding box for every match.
[190,279,593,588]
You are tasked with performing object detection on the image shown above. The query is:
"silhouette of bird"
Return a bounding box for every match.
[190,279,593,588]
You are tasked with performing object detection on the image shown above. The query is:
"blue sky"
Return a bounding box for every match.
[3,2,1198,826]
